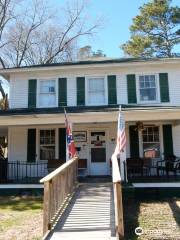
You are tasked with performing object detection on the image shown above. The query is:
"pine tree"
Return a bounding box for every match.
[121,0,180,57]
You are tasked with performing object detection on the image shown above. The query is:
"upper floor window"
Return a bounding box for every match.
[39,80,56,107]
[139,75,157,102]
[87,77,105,105]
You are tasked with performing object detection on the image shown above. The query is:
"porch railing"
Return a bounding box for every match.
[112,154,124,239]
[125,157,180,182]
[40,156,78,238]
[0,160,48,183]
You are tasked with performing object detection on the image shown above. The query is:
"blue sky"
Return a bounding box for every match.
[56,0,180,58]
[1,0,179,94]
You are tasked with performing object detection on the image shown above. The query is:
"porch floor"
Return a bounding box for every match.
[132,182,180,188]
[127,175,180,183]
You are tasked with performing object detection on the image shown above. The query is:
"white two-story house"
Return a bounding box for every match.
[0,57,180,183]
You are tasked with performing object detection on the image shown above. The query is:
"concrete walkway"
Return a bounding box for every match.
[47,183,116,240]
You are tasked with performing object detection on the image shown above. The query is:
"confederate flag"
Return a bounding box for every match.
[64,109,77,160]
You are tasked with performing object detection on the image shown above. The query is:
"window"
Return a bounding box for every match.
[39,80,56,107]
[142,126,160,158]
[40,130,55,160]
[87,77,105,105]
[139,75,157,101]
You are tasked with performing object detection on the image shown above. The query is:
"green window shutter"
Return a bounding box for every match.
[163,124,174,158]
[108,75,117,105]
[77,77,85,106]
[58,78,67,106]
[127,74,137,104]
[27,129,36,162]
[28,79,37,108]
[129,126,139,158]
[59,128,66,162]
[159,73,170,102]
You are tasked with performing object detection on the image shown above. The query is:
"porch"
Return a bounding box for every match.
[0,105,180,184]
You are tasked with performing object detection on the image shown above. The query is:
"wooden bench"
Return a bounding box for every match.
[47,159,65,173]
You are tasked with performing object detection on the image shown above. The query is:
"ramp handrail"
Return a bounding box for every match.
[40,157,78,238]
[112,154,124,239]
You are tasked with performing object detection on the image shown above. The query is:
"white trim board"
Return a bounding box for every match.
[0,184,43,189]
[132,182,180,188]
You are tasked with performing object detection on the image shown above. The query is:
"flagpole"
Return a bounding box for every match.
[120,105,128,183]
[64,108,77,161]
[64,108,68,161]
[119,105,122,177]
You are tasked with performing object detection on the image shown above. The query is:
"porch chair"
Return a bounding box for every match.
[47,159,65,173]
[156,155,180,177]
[141,157,152,176]
[126,158,144,177]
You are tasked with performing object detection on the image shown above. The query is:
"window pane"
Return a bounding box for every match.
[142,126,160,158]
[139,75,156,101]
[40,80,55,93]
[148,88,156,100]
[39,80,56,107]
[145,78,150,88]
[88,78,104,92]
[39,94,56,106]
[40,146,55,160]
[140,88,156,101]
[88,78,105,105]
[40,130,55,145]
[154,134,159,142]
[148,134,153,142]
[139,76,144,88]
[143,143,160,158]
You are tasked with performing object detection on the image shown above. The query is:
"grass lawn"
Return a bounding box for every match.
[0,196,43,240]
[123,197,180,240]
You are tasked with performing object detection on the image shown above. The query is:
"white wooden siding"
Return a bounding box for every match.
[168,70,180,105]
[8,63,180,109]
[173,124,180,157]
[8,127,27,162]
[9,78,28,108]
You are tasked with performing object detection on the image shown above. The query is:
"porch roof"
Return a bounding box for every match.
[0,105,180,116]
[0,57,179,80]
[0,105,180,126]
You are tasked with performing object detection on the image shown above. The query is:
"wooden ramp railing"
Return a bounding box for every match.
[40,157,78,238]
[112,154,124,239]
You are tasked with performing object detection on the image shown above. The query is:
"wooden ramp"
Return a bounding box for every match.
[47,183,116,240]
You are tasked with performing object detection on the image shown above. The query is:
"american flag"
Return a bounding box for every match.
[114,108,126,155]
[64,109,77,160]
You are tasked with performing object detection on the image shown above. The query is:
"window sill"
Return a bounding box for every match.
[37,105,57,108]
[86,103,106,106]
[137,101,160,105]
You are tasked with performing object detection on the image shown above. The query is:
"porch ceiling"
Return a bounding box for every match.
[0,111,119,126]
[124,108,180,122]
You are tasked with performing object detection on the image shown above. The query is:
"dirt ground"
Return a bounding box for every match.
[0,196,43,240]
[0,195,180,240]
[124,197,180,240]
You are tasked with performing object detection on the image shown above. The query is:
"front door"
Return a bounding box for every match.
[90,131,107,175]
